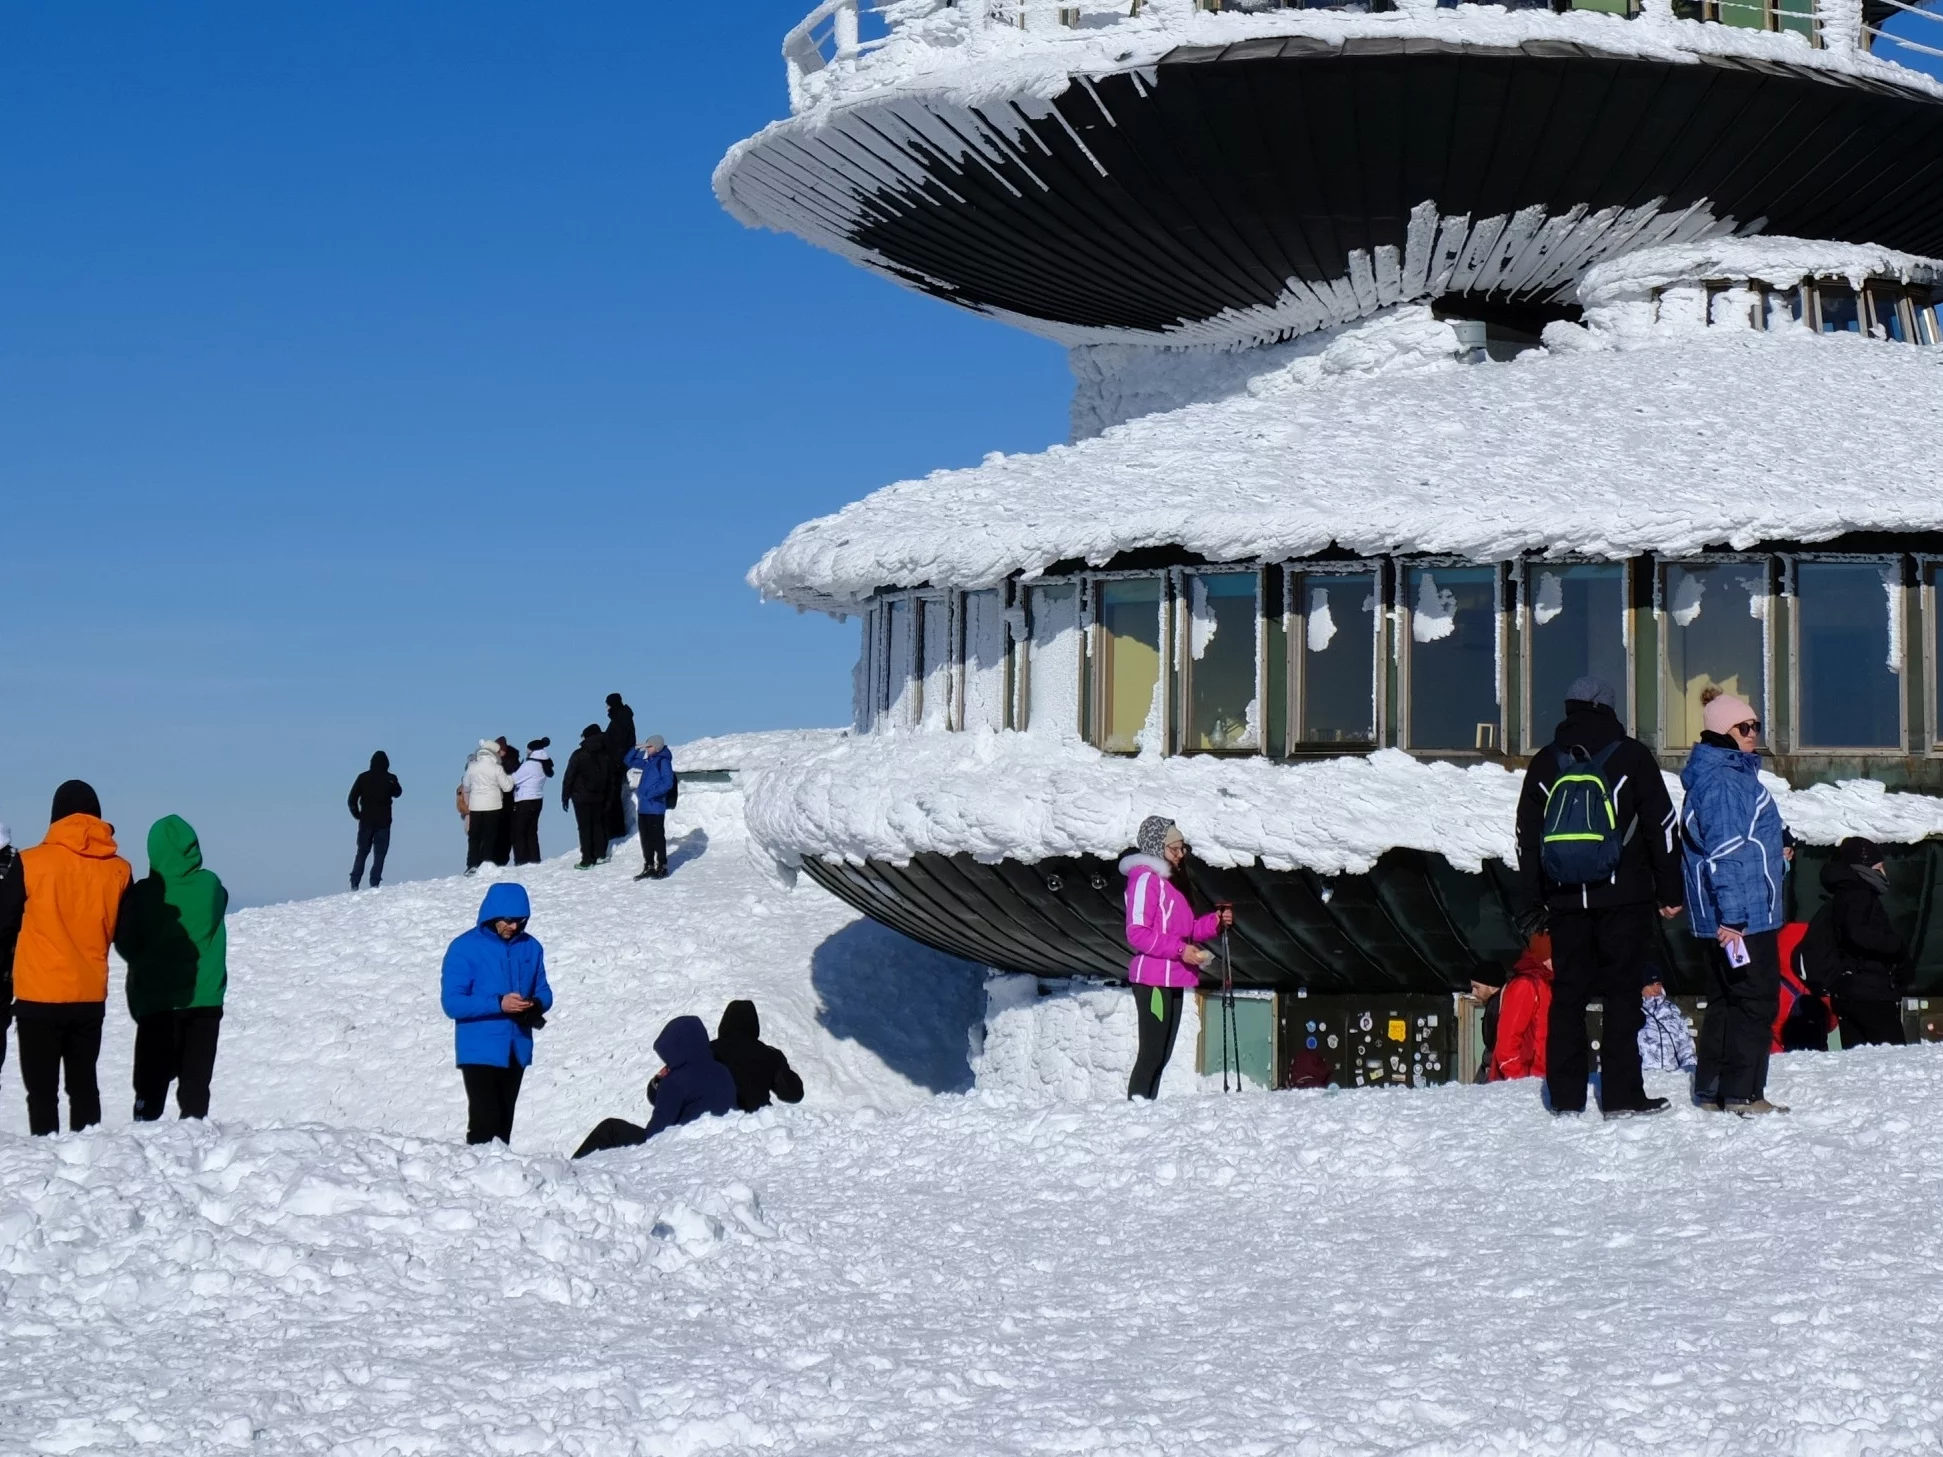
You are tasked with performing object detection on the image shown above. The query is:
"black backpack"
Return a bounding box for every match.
[1539,741,1626,886]
[664,773,679,810]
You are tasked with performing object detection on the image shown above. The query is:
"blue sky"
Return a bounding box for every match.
[0,2,1070,904]
[4,5,1939,905]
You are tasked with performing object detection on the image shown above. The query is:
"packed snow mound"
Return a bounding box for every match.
[749,328,1943,612]
[973,973,1211,1101]
[0,768,987,1145]
[672,726,847,777]
[8,1047,1943,1452]
[744,730,1943,873]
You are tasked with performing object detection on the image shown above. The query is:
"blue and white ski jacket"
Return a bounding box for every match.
[1678,742,1787,938]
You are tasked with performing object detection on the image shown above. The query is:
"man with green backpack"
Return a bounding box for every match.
[1515,677,1685,1119]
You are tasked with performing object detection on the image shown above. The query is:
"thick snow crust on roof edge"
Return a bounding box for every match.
[748,320,1943,614]
[743,730,1943,877]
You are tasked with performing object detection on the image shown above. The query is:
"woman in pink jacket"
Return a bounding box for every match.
[1121,815,1233,1100]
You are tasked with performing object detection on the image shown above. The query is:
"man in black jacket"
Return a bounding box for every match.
[602,693,636,844]
[711,999,806,1112]
[1515,676,1684,1118]
[561,725,617,870]
[347,751,403,890]
[1817,837,1910,1047]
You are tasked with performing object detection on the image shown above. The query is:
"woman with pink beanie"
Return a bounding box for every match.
[1678,688,1791,1116]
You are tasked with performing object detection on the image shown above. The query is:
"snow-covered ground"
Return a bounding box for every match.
[6,763,1943,1453]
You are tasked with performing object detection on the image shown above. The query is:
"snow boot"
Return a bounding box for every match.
[634,868,654,882]
[1726,1098,1790,1116]
[1602,1096,1671,1120]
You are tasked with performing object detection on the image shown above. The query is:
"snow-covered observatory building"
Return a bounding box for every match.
[720,0,1943,1082]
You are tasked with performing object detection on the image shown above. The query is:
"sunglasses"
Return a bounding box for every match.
[1730,719,1762,737]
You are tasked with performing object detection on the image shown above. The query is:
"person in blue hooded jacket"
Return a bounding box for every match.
[571,1013,736,1159]
[623,735,676,881]
[440,882,554,1145]
[1679,689,1790,1116]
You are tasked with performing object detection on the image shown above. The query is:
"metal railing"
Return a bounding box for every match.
[1864,0,1943,61]
[782,0,1938,113]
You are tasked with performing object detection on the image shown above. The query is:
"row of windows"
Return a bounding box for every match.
[857,554,1942,758]
[1700,279,1943,343]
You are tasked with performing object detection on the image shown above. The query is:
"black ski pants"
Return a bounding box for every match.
[15,1001,105,1136]
[639,813,667,874]
[133,1007,224,1121]
[1834,997,1905,1048]
[511,800,543,865]
[466,809,504,871]
[605,772,627,842]
[573,1117,649,1159]
[1545,903,1653,1114]
[1127,984,1185,1100]
[572,800,607,866]
[461,1062,525,1145]
[1696,928,1780,1106]
[352,821,390,888]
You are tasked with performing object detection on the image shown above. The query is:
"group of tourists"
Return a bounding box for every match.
[436,879,802,1151]
[343,692,681,887]
[1123,674,1916,1113]
[0,781,229,1135]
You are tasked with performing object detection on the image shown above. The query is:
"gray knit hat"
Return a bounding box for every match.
[1564,675,1617,711]
[1136,815,1183,858]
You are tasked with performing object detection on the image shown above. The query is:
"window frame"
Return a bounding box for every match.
[1519,558,1635,751]
[1018,578,1085,739]
[1397,558,1507,755]
[1084,570,1171,755]
[1924,557,1943,754]
[1654,554,1774,754]
[1787,553,1910,756]
[1283,559,1386,754]
[1177,567,1267,757]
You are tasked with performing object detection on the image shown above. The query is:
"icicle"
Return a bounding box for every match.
[1884,566,1905,674]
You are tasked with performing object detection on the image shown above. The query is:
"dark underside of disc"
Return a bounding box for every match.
[733,43,1943,338]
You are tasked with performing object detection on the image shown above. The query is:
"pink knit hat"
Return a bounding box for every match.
[1702,692,1757,736]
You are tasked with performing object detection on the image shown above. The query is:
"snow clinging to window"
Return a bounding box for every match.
[1307,588,1337,653]
[1413,573,1457,643]
[1533,572,1565,627]
[1189,576,1217,661]
[1670,573,1706,628]
[1884,566,1905,673]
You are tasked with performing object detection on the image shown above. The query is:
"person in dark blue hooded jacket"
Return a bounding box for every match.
[571,1013,736,1159]
[1680,690,1789,1115]
[441,882,553,1145]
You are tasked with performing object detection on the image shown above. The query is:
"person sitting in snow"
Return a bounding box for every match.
[440,882,553,1146]
[572,1014,737,1159]
[712,999,805,1113]
[1120,815,1233,1101]
[1490,934,1554,1082]
[1638,978,1698,1074]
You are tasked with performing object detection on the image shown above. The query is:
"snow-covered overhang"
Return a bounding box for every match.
[744,732,1943,874]
[747,321,1943,614]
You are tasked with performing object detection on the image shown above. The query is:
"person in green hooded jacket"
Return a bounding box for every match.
[114,815,228,1121]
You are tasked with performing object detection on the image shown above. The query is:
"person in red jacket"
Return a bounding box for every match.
[1491,933,1555,1082]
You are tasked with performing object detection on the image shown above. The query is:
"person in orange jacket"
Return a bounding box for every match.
[12,780,133,1135]
[1491,933,1555,1082]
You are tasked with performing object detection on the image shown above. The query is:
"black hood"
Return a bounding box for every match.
[51,779,102,822]
[1549,701,1623,756]
[1821,859,1888,897]
[370,751,389,772]
[718,999,760,1041]
[581,724,604,745]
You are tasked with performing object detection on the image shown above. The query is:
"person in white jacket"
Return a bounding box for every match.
[509,739,552,866]
[458,741,514,874]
